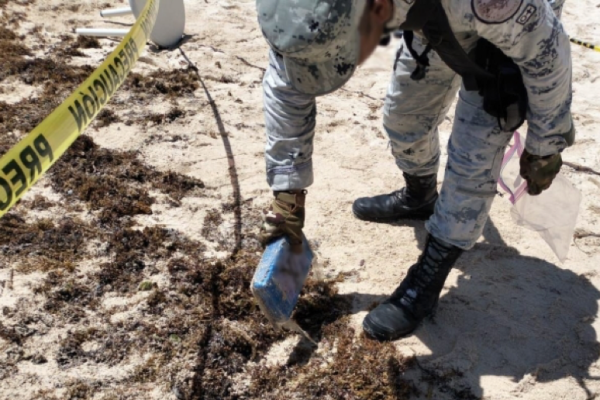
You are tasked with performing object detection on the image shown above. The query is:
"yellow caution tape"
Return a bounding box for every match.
[0,0,160,218]
[570,37,600,53]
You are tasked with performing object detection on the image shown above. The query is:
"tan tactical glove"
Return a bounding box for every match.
[519,149,563,196]
[260,190,306,253]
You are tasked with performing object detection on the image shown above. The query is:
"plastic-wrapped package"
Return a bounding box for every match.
[251,235,313,324]
[498,132,581,262]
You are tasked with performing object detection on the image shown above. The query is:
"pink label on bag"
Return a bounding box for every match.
[498,132,528,205]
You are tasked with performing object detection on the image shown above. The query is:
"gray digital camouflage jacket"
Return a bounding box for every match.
[389,0,572,156]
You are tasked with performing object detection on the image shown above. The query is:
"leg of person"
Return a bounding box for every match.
[426,88,515,250]
[363,86,513,341]
[352,37,462,222]
[263,50,317,191]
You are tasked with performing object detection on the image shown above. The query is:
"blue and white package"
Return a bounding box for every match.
[251,235,313,324]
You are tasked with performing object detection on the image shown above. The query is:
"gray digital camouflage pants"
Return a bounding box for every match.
[262,1,565,250]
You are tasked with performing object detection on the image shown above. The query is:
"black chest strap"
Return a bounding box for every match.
[399,0,493,90]
[403,31,432,81]
[396,0,528,132]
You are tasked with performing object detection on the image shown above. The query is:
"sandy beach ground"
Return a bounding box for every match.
[1,0,600,399]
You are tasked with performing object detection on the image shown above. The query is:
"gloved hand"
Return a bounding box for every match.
[519,149,563,196]
[259,190,306,253]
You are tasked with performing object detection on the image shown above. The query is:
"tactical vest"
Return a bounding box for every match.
[396,0,528,132]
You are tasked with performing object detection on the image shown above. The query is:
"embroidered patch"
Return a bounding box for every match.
[516,4,537,25]
[472,0,523,24]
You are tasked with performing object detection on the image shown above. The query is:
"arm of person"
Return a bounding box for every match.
[260,50,316,250]
[263,50,317,191]
[472,0,574,156]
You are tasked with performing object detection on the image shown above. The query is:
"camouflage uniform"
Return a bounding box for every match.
[261,0,572,250]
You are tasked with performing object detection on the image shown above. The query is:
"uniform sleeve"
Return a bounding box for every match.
[262,50,316,191]
[472,0,573,156]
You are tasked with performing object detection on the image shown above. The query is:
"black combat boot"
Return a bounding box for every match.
[352,173,438,222]
[363,235,463,341]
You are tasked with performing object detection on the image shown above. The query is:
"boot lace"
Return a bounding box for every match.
[398,237,456,308]
[404,175,422,197]
[402,174,435,202]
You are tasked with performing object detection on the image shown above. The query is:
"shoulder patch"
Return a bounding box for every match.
[472,0,524,24]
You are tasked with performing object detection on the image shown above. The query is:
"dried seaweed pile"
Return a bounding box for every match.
[0,4,464,399]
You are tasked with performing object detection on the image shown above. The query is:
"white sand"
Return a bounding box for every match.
[1,0,600,399]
